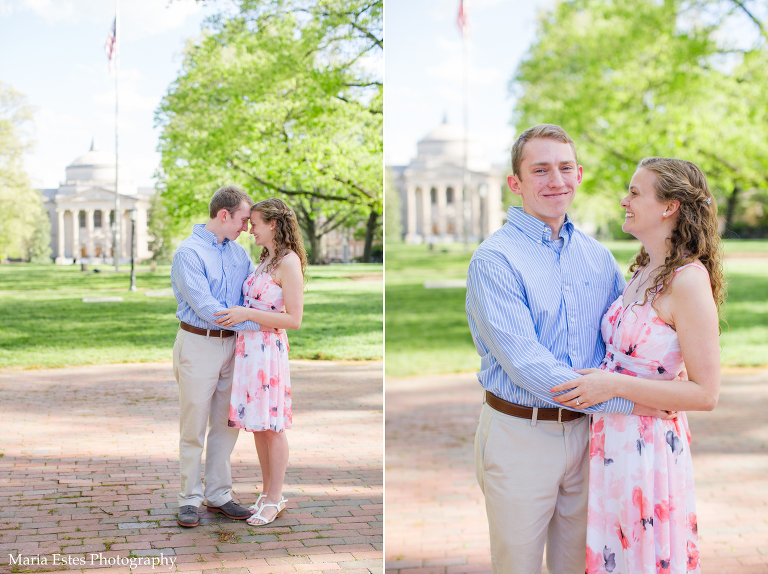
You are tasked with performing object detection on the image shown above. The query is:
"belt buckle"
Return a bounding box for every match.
[557,408,563,423]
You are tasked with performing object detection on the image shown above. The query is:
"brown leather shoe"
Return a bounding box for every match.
[206,500,250,520]
[177,505,199,527]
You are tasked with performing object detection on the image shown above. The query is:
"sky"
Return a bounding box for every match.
[384,0,764,170]
[384,0,556,169]
[0,0,226,189]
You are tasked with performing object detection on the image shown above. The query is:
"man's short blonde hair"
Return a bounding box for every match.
[208,185,254,218]
[511,124,577,180]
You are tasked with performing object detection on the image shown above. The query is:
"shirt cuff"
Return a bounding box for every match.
[603,396,634,415]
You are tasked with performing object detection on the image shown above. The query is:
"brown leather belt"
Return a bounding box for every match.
[485,391,585,423]
[179,321,236,338]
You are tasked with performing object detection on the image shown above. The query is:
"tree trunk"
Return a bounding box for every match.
[362,208,378,263]
[724,185,741,237]
[299,209,323,265]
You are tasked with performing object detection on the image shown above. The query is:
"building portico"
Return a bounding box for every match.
[392,119,505,244]
[43,140,155,264]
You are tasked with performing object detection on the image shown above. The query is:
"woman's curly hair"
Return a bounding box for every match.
[629,157,726,314]
[251,198,307,280]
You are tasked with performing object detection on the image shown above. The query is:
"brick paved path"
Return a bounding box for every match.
[385,368,768,574]
[0,360,382,574]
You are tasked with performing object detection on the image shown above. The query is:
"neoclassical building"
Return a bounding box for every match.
[43,140,155,264]
[391,119,505,244]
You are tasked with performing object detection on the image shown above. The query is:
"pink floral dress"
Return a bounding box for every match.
[228,257,292,433]
[586,263,706,574]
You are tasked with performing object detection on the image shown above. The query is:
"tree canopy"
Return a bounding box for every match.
[0,82,50,262]
[156,0,382,262]
[512,0,768,237]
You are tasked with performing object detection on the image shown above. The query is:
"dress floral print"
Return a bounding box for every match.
[228,257,292,433]
[586,264,706,574]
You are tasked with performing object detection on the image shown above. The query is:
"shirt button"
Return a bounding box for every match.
[565,286,570,291]
[570,317,576,322]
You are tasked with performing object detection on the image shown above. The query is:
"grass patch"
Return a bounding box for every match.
[0,263,382,369]
[385,243,477,376]
[385,240,768,376]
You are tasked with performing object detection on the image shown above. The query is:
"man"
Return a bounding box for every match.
[466,125,670,573]
[171,185,274,528]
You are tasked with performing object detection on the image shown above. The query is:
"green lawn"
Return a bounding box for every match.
[385,240,768,376]
[0,263,382,369]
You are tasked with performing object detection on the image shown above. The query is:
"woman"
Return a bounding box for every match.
[213,198,307,527]
[551,158,725,573]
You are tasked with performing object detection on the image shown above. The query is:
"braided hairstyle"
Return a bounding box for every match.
[629,157,726,313]
[251,198,307,280]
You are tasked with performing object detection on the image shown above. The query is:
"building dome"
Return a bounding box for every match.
[413,116,490,172]
[65,138,122,183]
[417,118,468,159]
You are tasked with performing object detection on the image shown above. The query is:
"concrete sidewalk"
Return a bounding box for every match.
[385,368,768,574]
[0,360,382,574]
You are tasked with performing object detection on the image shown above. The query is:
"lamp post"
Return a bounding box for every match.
[129,209,137,292]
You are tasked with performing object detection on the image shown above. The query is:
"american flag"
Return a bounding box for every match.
[105,17,116,71]
[456,0,469,38]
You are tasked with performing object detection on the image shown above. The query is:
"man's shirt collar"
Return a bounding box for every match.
[193,223,229,246]
[506,206,574,244]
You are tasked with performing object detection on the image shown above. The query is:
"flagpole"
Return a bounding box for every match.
[461,0,470,249]
[113,0,121,272]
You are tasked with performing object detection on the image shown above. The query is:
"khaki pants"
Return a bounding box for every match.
[475,401,590,574]
[172,328,239,508]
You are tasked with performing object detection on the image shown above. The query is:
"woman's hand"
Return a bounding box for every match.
[631,403,678,420]
[550,369,618,410]
[214,306,251,327]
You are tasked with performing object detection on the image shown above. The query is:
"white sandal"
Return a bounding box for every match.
[248,494,266,514]
[246,497,287,526]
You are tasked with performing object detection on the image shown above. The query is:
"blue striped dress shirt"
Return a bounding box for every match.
[466,206,633,414]
[171,224,260,332]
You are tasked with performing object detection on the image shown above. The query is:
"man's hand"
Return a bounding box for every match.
[631,403,678,420]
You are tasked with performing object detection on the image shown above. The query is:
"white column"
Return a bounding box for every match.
[136,207,147,260]
[55,209,65,263]
[455,185,466,240]
[122,209,130,259]
[436,185,447,236]
[471,185,481,238]
[487,178,503,235]
[85,209,95,258]
[405,185,417,242]
[71,210,80,260]
[420,186,431,241]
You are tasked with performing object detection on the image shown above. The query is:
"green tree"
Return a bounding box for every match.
[511,0,768,236]
[23,200,52,262]
[0,82,49,261]
[156,0,382,263]
[147,193,175,263]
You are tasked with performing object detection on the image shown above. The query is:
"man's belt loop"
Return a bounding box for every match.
[206,329,210,340]
[531,407,538,427]
[558,408,563,424]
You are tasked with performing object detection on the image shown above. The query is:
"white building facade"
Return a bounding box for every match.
[42,140,155,264]
[391,119,505,244]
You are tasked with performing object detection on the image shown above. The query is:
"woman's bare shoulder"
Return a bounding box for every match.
[670,261,710,292]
